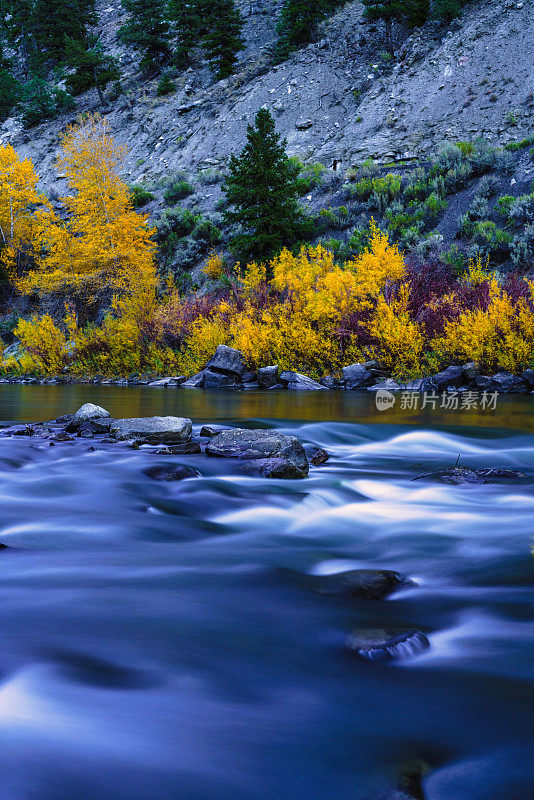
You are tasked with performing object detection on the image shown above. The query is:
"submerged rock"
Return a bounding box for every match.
[152,442,202,455]
[206,428,309,477]
[243,457,306,479]
[313,569,411,600]
[346,628,429,661]
[143,464,199,481]
[310,448,330,467]
[110,416,192,444]
[413,467,526,484]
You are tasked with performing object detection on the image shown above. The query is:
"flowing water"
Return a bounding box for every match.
[0,386,532,800]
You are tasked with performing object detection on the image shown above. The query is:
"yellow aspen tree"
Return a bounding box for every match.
[0,144,50,278]
[18,114,158,315]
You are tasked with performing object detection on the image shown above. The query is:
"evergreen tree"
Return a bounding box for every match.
[33,0,97,63]
[64,35,119,102]
[273,0,347,63]
[223,108,308,271]
[362,0,428,54]
[433,0,466,22]
[0,68,22,121]
[120,0,170,73]
[168,0,202,67]
[202,0,244,79]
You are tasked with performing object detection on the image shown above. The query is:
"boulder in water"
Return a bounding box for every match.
[110,416,192,444]
[206,428,309,477]
[346,628,429,661]
[310,448,330,467]
[68,403,110,431]
[313,569,411,599]
[243,457,306,479]
[143,464,199,481]
[413,467,526,484]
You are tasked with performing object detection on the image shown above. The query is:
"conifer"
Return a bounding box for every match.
[223,108,307,272]
[202,0,244,80]
[120,0,170,73]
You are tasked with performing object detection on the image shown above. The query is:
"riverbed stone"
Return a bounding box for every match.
[110,416,192,443]
[313,569,409,599]
[143,464,199,481]
[279,371,327,390]
[243,457,306,479]
[206,428,309,476]
[68,403,110,431]
[310,448,330,466]
[206,345,247,376]
[346,628,429,661]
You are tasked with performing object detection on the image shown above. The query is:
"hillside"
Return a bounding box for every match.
[1,0,533,189]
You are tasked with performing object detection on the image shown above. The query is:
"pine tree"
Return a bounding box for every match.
[202,0,244,80]
[64,35,119,102]
[273,0,347,63]
[168,0,202,67]
[0,69,22,121]
[120,0,170,73]
[223,108,307,271]
[362,0,429,54]
[33,0,97,63]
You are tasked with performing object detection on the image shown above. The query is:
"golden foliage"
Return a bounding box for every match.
[0,144,49,275]
[17,114,158,305]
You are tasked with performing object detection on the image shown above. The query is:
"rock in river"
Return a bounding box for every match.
[110,416,192,444]
[347,628,429,662]
[243,457,306,479]
[206,428,309,477]
[313,569,411,600]
[67,403,110,431]
[143,464,199,481]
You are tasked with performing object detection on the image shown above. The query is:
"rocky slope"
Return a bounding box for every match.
[1,0,532,195]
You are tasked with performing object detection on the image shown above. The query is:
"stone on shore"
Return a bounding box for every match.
[181,371,205,388]
[206,345,247,376]
[203,369,239,389]
[279,371,327,390]
[110,416,192,443]
[342,363,374,389]
[257,366,279,389]
[206,428,309,477]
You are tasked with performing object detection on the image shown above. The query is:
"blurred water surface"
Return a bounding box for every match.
[0,386,532,799]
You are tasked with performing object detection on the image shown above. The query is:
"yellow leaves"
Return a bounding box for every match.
[203,252,225,280]
[0,144,49,275]
[438,288,534,373]
[18,113,158,305]
[346,221,406,302]
[242,260,266,293]
[14,315,67,374]
[367,285,425,378]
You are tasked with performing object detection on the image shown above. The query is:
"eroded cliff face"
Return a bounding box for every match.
[1,0,532,194]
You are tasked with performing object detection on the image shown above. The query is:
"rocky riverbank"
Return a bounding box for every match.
[2,344,534,394]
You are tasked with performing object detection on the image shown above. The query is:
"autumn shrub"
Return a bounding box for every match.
[14,314,67,373]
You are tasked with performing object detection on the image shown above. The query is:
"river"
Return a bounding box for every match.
[0,386,532,799]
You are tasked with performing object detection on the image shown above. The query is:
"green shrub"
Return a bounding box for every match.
[193,217,222,245]
[130,185,155,208]
[157,74,176,96]
[164,180,195,204]
[511,223,534,266]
